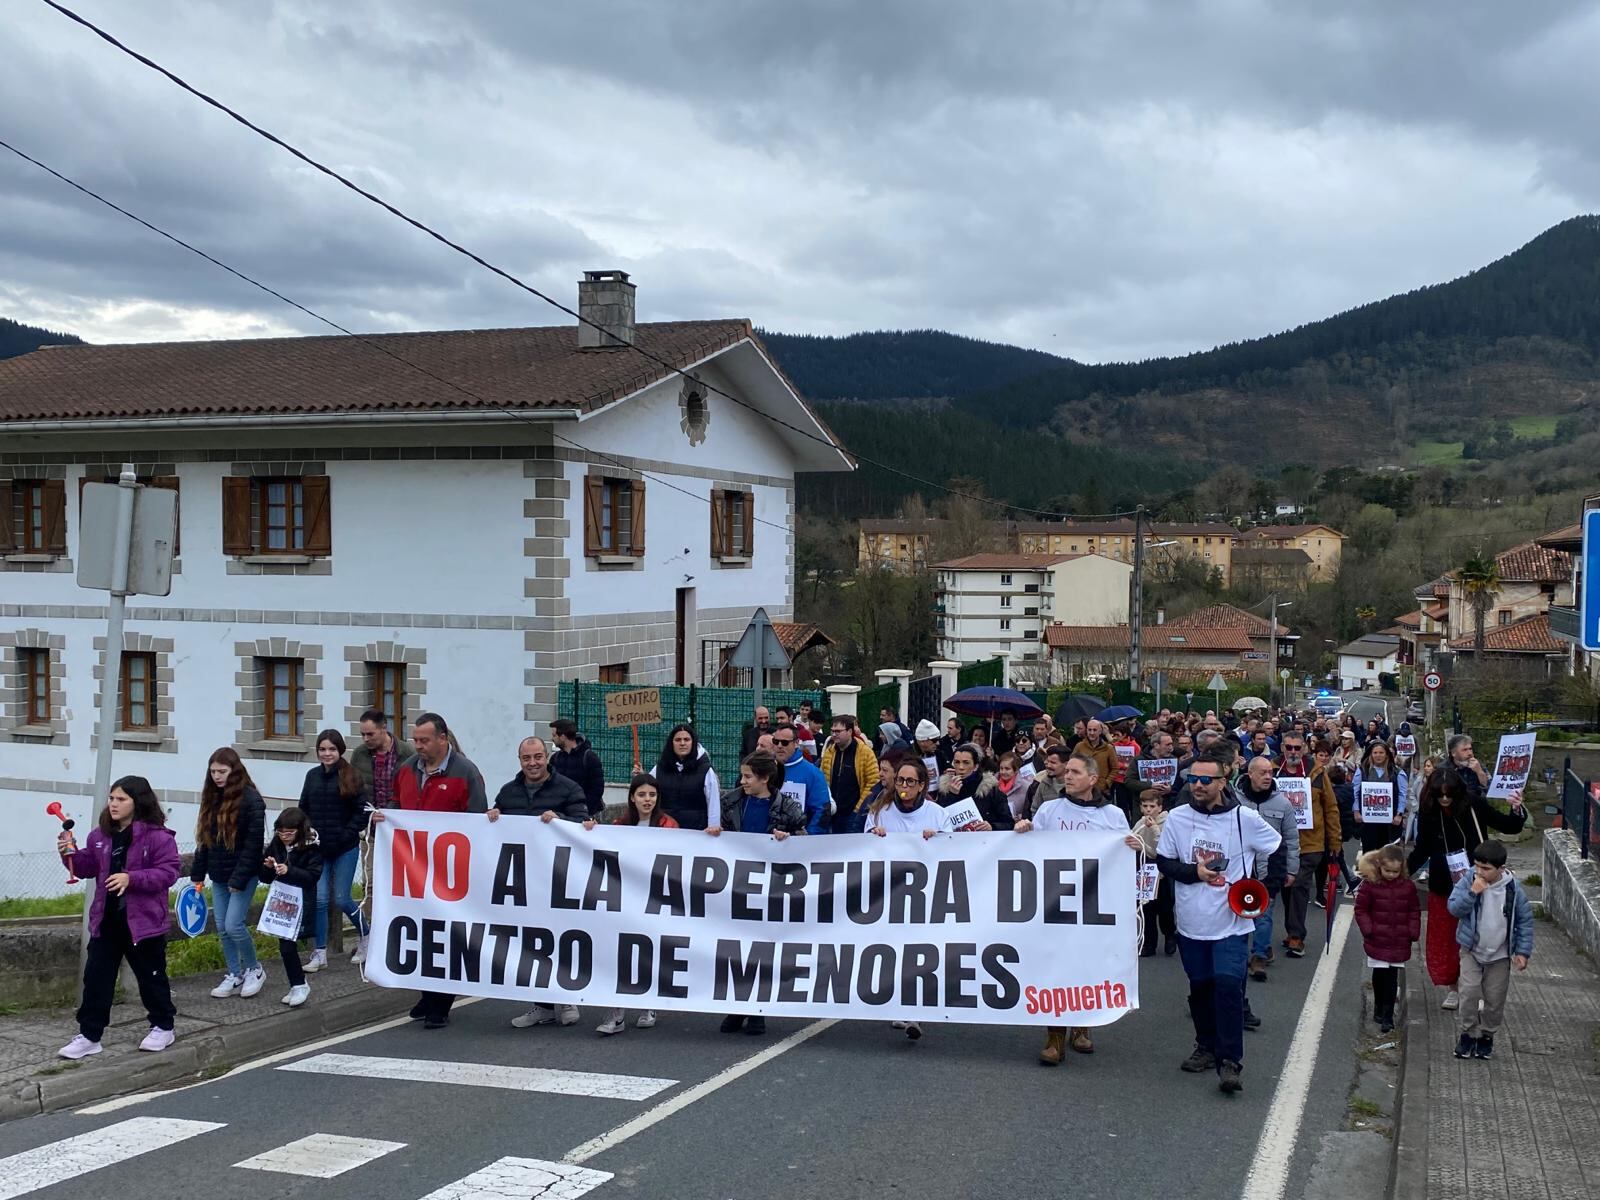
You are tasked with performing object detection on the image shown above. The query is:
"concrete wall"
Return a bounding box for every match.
[1542,828,1600,965]
[1050,555,1131,626]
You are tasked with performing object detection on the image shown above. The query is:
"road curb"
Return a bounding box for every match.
[1388,956,1429,1198]
[5,985,414,1124]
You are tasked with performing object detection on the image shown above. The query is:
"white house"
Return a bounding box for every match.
[1335,634,1401,691]
[0,271,851,892]
[934,553,1131,662]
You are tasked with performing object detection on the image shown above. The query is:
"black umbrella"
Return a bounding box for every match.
[1054,693,1107,729]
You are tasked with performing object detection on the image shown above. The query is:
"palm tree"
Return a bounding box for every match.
[1458,552,1501,657]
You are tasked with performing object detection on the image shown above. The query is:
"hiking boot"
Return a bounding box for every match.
[1284,939,1306,959]
[1472,1033,1494,1060]
[1454,1033,1476,1059]
[1218,1060,1243,1093]
[1180,1044,1217,1073]
[1243,1010,1262,1032]
[744,1017,767,1036]
[1248,955,1268,982]
[720,1015,746,1033]
[1068,1027,1094,1054]
[1039,1029,1067,1066]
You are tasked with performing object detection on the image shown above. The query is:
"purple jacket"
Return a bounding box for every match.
[65,821,181,944]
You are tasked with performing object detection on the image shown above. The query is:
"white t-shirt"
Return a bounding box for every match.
[867,800,946,835]
[1157,802,1282,940]
[1030,797,1130,834]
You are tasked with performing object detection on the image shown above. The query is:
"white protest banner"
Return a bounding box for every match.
[1359,782,1394,823]
[367,811,1139,1028]
[1139,758,1178,790]
[1487,732,1536,799]
[1394,735,1417,758]
[257,880,304,940]
[942,797,984,832]
[1136,863,1160,905]
[1277,776,1314,830]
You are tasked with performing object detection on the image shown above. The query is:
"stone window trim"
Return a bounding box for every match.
[0,628,69,746]
[233,637,324,761]
[0,466,73,574]
[91,632,179,755]
[342,641,428,735]
[679,376,710,446]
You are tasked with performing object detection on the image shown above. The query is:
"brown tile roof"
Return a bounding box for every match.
[936,553,1085,570]
[1164,603,1289,638]
[1535,522,1582,551]
[1243,524,1345,540]
[771,622,835,657]
[1011,519,1237,539]
[1391,610,1423,630]
[1424,603,1449,621]
[1448,614,1565,654]
[0,320,755,422]
[1493,540,1571,584]
[1044,623,1253,652]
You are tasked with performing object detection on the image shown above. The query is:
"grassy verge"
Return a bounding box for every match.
[0,894,85,919]
[167,930,281,978]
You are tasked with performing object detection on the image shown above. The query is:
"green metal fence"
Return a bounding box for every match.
[956,657,1004,690]
[855,681,900,725]
[557,681,825,783]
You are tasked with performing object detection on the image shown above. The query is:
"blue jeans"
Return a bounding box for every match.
[314,844,367,949]
[1178,932,1250,1070]
[210,880,260,976]
[1251,883,1281,958]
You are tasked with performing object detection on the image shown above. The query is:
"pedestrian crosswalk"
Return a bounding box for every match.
[234,1132,407,1178]
[278,1052,677,1100]
[0,1118,222,1200]
[414,1156,612,1199]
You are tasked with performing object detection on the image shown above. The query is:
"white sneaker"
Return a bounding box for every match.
[138,1027,175,1053]
[558,1004,580,1026]
[239,966,267,998]
[59,1034,102,1060]
[209,974,242,998]
[350,936,368,966]
[303,949,328,974]
[283,984,311,1008]
[889,1020,908,1030]
[635,1010,656,1029]
[511,1008,558,1028]
[596,1011,626,1036]
[1442,990,1460,1010]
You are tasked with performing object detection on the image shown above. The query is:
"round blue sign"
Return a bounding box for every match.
[175,882,209,938]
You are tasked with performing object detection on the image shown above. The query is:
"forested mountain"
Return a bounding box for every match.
[758,329,1068,401]
[0,317,83,359]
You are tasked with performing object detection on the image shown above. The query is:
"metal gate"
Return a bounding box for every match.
[908,674,942,728]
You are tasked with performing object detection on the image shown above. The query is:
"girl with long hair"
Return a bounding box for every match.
[190,748,267,999]
[1352,739,1408,854]
[57,776,180,1059]
[653,723,720,831]
[298,729,372,972]
[584,774,674,1035]
[260,806,323,1008]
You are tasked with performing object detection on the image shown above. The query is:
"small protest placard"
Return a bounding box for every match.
[605,688,662,729]
[1136,863,1160,905]
[1359,781,1394,823]
[942,797,985,832]
[1139,758,1178,789]
[1394,735,1417,758]
[1277,776,1314,830]
[1487,732,1536,799]
[257,879,304,940]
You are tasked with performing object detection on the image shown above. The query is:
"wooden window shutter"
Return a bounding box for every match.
[41,480,68,555]
[151,475,181,556]
[740,492,754,556]
[583,475,603,556]
[710,489,726,558]
[302,475,332,556]
[629,478,646,555]
[222,476,254,555]
[0,482,13,553]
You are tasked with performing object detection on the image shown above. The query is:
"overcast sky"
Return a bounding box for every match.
[3,0,1596,362]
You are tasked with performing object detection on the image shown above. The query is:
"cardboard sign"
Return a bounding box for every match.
[1487,732,1536,799]
[1277,776,1314,830]
[605,688,662,729]
[1394,735,1417,758]
[257,879,304,940]
[1359,781,1394,823]
[1445,850,1471,885]
[942,796,985,832]
[1136,862,1160,904]
[1139,758,1178,789]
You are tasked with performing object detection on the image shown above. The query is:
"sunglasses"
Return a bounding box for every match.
[772,737,794,746]
[1185,774,1223,786]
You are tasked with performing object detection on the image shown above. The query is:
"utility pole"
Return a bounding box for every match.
[1268,592,1279,709]
[1129,505,1145,686]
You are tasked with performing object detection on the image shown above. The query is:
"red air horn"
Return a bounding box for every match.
[47,801,79,884]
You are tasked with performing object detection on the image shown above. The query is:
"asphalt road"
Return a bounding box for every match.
[0,913,1374,1200]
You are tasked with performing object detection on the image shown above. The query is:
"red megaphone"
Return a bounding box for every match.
[47,802,79,883]
[1228,878,1270,919]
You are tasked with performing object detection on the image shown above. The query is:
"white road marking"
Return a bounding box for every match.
[0,1117,222,1200]
[77,997,484,1115]
[1239,906,1355,1200]
[279,1052,676,1101]
[415,1156,612,1199]
[564,1018,836,1165]
[234,1132,406,1177]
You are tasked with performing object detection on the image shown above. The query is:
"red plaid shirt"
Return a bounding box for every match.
[371,747,396,810]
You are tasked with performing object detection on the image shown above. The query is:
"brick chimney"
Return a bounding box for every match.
[577,269,636,350]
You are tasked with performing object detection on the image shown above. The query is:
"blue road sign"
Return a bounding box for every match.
[175,881,209,938]
[1584,510,1600,651]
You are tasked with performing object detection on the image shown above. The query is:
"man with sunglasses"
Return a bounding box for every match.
[1274,733,1341,959]
[1156,746,1282,1094]
[772,726,832,834]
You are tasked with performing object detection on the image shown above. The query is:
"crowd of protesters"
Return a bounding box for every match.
[53,694,1531,1086]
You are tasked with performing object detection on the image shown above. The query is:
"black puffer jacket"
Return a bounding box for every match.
[190,785,267,893]
[298,763,370,859]
[492,771,589,821]
[259,831,323,941]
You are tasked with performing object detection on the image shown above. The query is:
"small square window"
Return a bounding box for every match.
[121,652,157,730]
[599,662,629,684]
[263,658,305,740]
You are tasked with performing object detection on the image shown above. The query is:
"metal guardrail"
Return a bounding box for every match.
[1559,760,1596,860]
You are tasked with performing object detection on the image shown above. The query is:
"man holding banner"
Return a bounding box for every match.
[1157,746,1282,1094]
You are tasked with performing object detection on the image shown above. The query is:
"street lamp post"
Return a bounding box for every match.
[1269,595,1293,708]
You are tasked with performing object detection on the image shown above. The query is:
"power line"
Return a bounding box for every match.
[36,0,1143,526]
[0,134,791,533]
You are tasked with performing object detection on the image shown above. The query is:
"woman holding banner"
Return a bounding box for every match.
[1351,740,1407,855]
[654,725,720,832]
